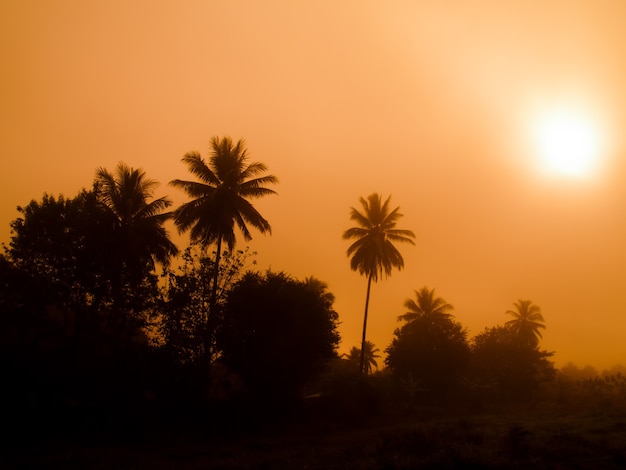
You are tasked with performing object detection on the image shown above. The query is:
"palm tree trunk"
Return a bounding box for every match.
[206,235,222,364]
[210,236,222,312]
[359,274,373,374]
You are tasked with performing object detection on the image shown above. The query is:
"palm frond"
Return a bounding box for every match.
[170,136,277,250]
[180,152,220,186]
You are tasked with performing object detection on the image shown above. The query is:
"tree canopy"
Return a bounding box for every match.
[470,325,555,402]
[170,136,278,250]
[386,312,470,398]
[217,271,340,403]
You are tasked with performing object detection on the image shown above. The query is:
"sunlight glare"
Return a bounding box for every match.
[533,109,602,178]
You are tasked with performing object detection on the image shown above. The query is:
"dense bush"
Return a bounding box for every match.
[217,271,341,404]
[385,315,470,400]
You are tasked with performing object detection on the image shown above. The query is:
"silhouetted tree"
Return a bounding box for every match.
[346,341,381,375]
[170,137,278,362]
[95,162,178,276]
[217,271,340,404]
[6,191,113,329]
[304,276,336,312]
[343,193,415,373]
[469,325,555,403]
[559,362,599,382]
[160,244,255,364]
[397,286,454,324]
[95,163,178,339]
[3,186,170,419]
[505,299,546,347]
[385,313,470,399]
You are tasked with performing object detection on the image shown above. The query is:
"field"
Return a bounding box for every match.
[5,401,626,469]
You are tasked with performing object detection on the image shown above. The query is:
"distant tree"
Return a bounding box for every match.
[505,299,546,346]
[346,340,381,375]
[559,362,599,382]
[217,271,340,404]
[343,193,415,373]
[170,137,278,362]
[469,325,555,402]
[385,314,470,398]
[397,286,454,325]
[602,364,626,378]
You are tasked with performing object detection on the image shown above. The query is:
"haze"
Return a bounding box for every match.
[2,0,625,370]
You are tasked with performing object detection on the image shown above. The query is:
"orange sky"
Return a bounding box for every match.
[2,0,625,370]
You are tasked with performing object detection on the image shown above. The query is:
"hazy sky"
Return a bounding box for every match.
[2,0,626,369]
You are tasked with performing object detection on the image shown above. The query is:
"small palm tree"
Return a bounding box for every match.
[346,340,381,375]
[505,299,546,346]
[398,286,454,324]
[343,193,415,373]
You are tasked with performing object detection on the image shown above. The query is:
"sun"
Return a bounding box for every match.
[532,108,602,178]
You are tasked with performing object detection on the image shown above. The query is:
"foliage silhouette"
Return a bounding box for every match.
[505,299,546,347]
[397,286,454,324]
[386,308,470,399]
[1,155,601,457]
[217,271,340,404]
[6,191,125,340]
[94,162,178,274]
[343,193,415,373]
[3,167,178,429]
[346,340,381,375]
[160,244,255,365]
[559,362,599,382]
[469,325,555,402]
[94,163,178,340]
[170,136,278,362]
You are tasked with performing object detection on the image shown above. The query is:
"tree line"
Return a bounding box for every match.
[1,136,559,435]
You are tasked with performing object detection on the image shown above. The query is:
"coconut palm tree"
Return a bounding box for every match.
[398,287,454,324]
[346,340,381,375]
[343,193,415,374]
[170,137,278,359]
[95,162,178,279]
[505,299,546,346]
[94,162,178,339]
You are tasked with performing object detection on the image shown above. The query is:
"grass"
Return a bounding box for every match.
[4,402,626,469]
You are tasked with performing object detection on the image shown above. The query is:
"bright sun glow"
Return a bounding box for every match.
[533,109,602,178]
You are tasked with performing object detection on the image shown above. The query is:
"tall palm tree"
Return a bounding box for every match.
[346,340,381,375]
[95,162,178,279]
[505,299,546,346]
[169,137,278,358]
[343,193,415,374]
[398,287,454,324]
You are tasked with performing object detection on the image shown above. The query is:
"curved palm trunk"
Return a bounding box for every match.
[359,274,373,374]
